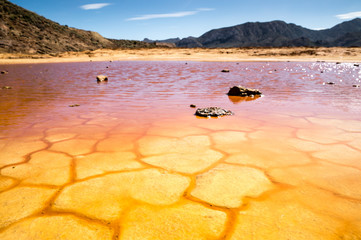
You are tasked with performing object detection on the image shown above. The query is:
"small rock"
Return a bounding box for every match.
[354,64,359,67]
[96,75,108,82]
[190,104,196,108]
[227,86,262,97]
[326,82,335,85]
[2,86,12,89]
[353,84,360,88]
[1,70,8,74]
[221,69,230,73]
[336,62,341,64]
[69,104,80,107]
[195,107,233,117]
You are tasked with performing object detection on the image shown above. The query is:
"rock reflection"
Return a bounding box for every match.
[227,95,261,104]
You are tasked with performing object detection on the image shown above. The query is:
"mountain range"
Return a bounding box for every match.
[1,0,361,54]
[174,19,361,48]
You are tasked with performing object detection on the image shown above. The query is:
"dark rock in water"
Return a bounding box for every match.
[195,107,233,117]
[354,64,360,67]
[1,70,8,74]
[336,62,341,64]
[190,104,197,108]
[2,86,12,89]
[69,104,80,107]
[353,84,360,88]
[96,75,108,82]
[227,86,262,97]
[326,82,335,85]
[221,69,230,73]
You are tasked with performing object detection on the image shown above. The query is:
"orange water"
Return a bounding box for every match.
[0,61,361,239]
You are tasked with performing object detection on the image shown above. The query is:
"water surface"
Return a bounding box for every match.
[0,61,361,239]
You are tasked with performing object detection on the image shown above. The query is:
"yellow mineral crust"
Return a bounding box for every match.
[230,188,360,240]
[138,135,211,156]
[210,131,248,154]
[191,164,273,208]
[50,139,97,156]
[0,187,57,228]
[96,134,140,152]
[269,162,361,199]
[0,139,47,167]
[224,140,311,169]
[0,215,113,240]
[45,127,77,142]
[146,125,209,138]
[297,127,354,144]
[75,152,144,179]
[120,200,227,240]
[1,151,72,186]
[139,135,224,173]
[141,149,223,174]
[312,144,361,169]
[53,169,190,221]
[0,176,15,192]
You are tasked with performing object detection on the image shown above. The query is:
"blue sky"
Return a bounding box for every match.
[9,0,361,41]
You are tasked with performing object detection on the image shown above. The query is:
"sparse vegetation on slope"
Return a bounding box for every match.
[0,0,155,54]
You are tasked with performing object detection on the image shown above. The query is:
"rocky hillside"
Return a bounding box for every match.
[176,19,361,48]
[0,0,154,54]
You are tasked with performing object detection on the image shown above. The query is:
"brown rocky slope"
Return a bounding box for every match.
[0,0,154,54]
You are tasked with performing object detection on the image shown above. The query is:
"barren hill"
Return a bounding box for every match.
[176,19,361,48]
[0,0,154,54]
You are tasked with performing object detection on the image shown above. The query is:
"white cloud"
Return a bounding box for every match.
[126,8,215,21]
[80,3,111,10]
[197,8,215,12]
[336,11,361,20]
[126,11,197,21]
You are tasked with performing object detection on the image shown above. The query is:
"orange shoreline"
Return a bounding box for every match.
[0,47,360,64]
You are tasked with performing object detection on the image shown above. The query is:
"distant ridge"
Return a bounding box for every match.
[143,38,179,47]
[143,37,180,44]
[2,0,361,54]
[175,19,361,48]
[0,0,154,54]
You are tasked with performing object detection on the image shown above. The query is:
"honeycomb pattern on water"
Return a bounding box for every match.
[1,112,360,240]
[1,61,361,239]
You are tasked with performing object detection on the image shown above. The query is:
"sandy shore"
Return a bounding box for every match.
[0,47,360,64]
